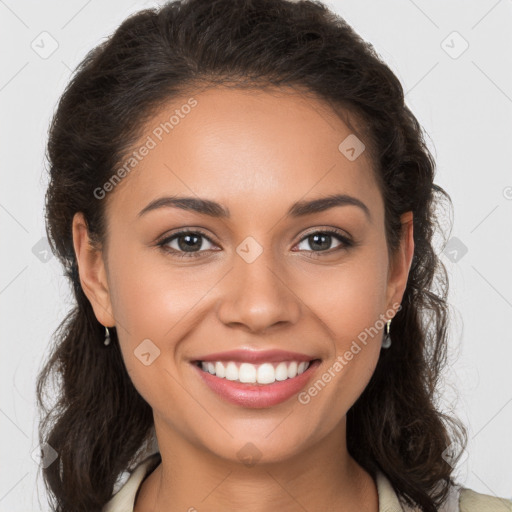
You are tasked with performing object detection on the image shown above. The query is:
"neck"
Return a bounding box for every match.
[134,418,379,512]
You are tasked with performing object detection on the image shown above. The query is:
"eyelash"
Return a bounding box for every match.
[156,228,353,260]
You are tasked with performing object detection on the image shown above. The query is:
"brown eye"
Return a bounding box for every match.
[158,230,217,258]
[295,229,352,255]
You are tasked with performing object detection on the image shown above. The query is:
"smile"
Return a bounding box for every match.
[191,359,322,408]
[196,360,312,384]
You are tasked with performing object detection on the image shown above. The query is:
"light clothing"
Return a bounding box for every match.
[102,452,512,512]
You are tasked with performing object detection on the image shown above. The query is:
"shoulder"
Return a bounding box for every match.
[375,469,512,512]
[459,487,512,512]
[102,453,161,512]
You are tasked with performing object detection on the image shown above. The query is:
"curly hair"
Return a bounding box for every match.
[36,0,467,510]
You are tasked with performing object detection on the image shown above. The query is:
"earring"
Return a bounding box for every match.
[104,326,111,346]
[382,319,392,349]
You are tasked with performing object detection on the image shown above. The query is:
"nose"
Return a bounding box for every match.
[216,250,301,334]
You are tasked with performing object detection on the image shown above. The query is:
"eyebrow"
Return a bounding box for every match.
[138,193,371,221]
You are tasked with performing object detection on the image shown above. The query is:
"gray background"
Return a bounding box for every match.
[1,0,511,509]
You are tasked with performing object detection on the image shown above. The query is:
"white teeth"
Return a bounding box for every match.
[258,363,276,384]
[287,361,298,378]
[199,360,312,384]
[239,363,257,383]
[215,361,226,378]
[225,361,238,381]
[274,362,289,381]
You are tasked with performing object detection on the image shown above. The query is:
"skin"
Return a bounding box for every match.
[72,86,414,512]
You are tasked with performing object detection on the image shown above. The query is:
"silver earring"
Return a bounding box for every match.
[382,319,392,349]
[104,326,111,346]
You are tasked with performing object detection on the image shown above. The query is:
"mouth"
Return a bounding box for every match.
[192,358,322,385]
[190,358,322,408]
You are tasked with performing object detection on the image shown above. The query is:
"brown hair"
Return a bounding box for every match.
[36,0,467,510]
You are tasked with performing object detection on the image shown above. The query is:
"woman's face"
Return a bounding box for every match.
[74,87,413,465]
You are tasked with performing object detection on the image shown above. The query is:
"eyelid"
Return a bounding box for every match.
[292,227,353,255]
[156,226,354,263]
[156,226,352,248]
[156,227,215,244]
[296,226,352,243]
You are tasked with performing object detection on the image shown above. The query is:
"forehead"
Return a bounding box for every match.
[105,86,381,222]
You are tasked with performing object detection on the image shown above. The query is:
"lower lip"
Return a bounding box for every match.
[192,360,321,408]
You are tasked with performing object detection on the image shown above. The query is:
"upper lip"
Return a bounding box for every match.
[192,349,318,364]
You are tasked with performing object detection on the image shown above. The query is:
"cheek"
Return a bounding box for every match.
[298,277,385,425]
[106,255,201,404]
[107,246,212,342]
[299,248,388,400]
[106,250,226,399]
[307,248,389,341]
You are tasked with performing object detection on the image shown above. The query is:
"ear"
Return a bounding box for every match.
[386,211,414,310]
[71,212,115,327]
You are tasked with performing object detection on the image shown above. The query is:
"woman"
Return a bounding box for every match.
[36,0,512,511]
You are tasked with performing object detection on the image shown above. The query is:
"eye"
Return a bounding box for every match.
[156,227,353,259]
[294,228,353,256]
[157,230,217,258]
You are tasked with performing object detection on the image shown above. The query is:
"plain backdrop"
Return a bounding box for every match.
[1,0,511,510]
